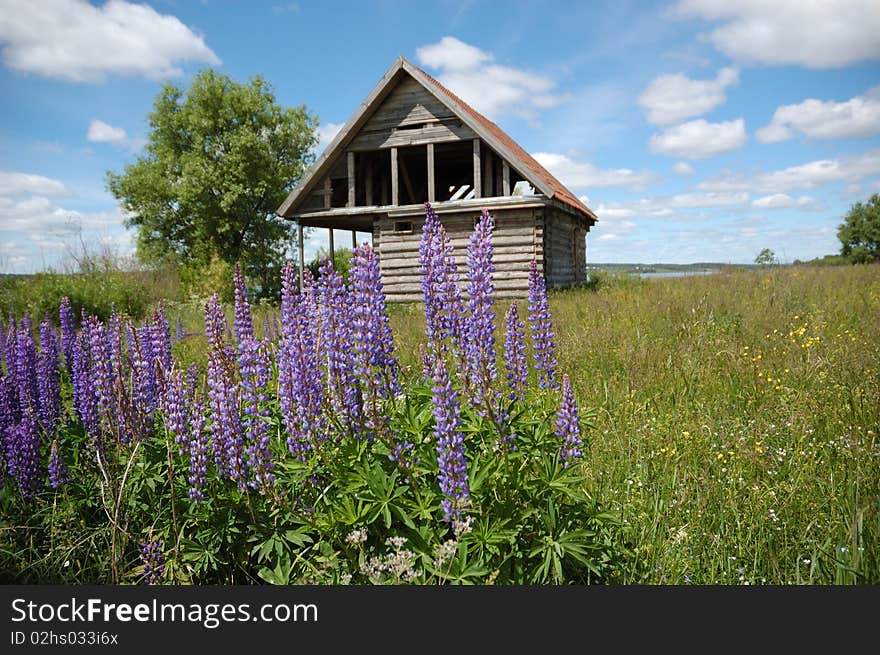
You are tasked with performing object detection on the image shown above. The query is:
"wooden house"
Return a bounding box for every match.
[275,56,598,301]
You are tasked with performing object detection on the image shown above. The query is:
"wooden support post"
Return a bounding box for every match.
[328,228,335,265]
[351,230,357,250]
[347,151,355,208]
[323,177,331,209]
[297,222,305,290]
[365,159,373,206]
[391,147,399,206]
[473,139,481,199]
[502,160,510,196]
[484,150,494,197]
[427,143,435,203]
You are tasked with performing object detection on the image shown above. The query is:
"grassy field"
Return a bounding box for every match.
[389,264,880,583]
[4,262,876,584]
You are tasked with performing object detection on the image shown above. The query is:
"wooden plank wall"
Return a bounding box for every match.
[349,78,475,151]
[377,207,541,302]
[543,207,585,288]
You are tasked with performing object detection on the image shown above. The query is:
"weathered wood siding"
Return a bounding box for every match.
[349,77,476,152]
[543,207,587,288]
[377,207,541,302]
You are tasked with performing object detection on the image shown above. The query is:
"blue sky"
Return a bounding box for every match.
[1,0,879,272]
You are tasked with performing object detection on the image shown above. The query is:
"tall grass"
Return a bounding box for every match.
[12,258,875,584]
[526,265,878,583]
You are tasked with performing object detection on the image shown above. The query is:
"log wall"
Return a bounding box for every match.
[543,206,588,288]
[376,206,542,302]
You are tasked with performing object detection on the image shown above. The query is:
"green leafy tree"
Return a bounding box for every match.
[837,193,880,264]
[107,70,318,297]
[754,248,779,266]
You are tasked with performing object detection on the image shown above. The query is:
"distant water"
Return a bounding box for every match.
[639,270,719,279]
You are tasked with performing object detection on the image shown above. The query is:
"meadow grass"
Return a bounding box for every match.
[390,265,880,584]
[56,263,879,584]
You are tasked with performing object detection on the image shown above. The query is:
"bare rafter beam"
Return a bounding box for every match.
[297,222,305,290]
[391,147,399,206]
[427,142,435,203]
[473,139,481,199]
[347,151,355,208]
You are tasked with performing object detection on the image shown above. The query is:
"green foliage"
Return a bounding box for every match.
[0,379,626,585]
[307,247,353,283]
[106,69,318,298]
[754,248,779,266]
[0,270,152,322]
[838,193,880,263]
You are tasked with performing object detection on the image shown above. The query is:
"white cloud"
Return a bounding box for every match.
[592,192,749,223]
[673,162,695,176]
[649,118,746,159]
[698,148,880,193]
[589,198,638,241]
[639,67,739,125]
[0,171,68,196]
[751,194,826,210]
[87,119,128,144]
[0,0,220,82]
[416,36,493,71]
[315,122,344,156]
[0,195,124,234]
[757,86,880,143]
[757,152,880,192]
[533,152,657,191]
[667,191,749,207]
[415,36,565,120]
[673,0,880,69]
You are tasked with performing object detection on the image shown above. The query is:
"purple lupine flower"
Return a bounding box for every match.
[14,317,39,416]
[465,209,497,407]
[350,243,400,416]
[503,302,528,402]
[204,294,247,488]
[233,264,254,346]
[59,297,77,372]
[418,343,432,381]
[238,336,274,489]
[10,410,41,499]
[279,264,325,459]
[129,325,157,419]
[107,312,126,374]
[528,260,558,391]
[556,374,582,466]
[187,398,208,502]
[232,270,274,489]
[418,204,466,353]
[175,317,186,343]
[272,312,280,344]
[0,377,14,478]
[85,317,116,441]
[71,333,99,443]
[37,318,62,435]
[151,305,173,381]
[160,368,190,446]
[430,354,469,522]
[419,203,443,345]
[48,438,69,488]
[317,259,362,434]
[139,540,165,585]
